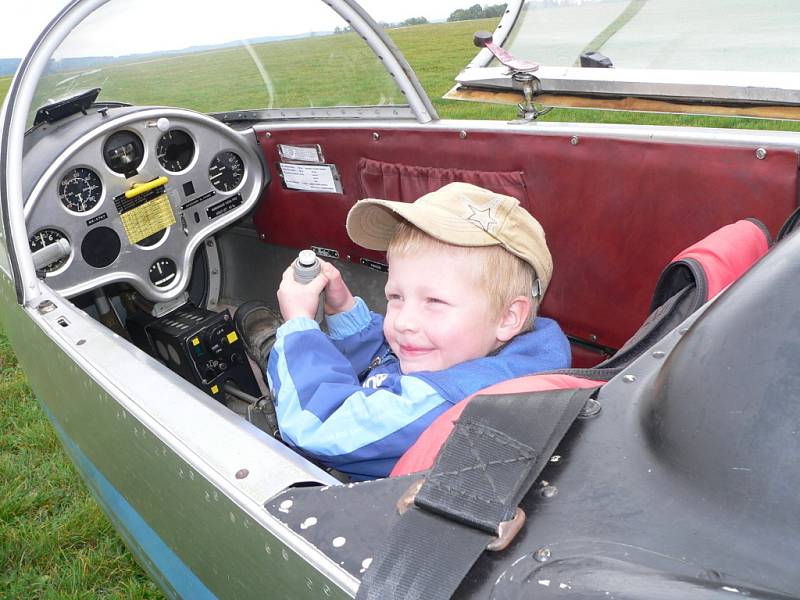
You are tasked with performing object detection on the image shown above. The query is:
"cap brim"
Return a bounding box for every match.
[347,199,502,251]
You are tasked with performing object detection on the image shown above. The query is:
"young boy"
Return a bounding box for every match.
[242,182,570,480]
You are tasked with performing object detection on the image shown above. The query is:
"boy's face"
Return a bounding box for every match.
[383,246,503,373]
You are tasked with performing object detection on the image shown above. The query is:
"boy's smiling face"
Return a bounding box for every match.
[383,246,504,374]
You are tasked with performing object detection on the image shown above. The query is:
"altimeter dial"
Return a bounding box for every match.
[58,167,103,212]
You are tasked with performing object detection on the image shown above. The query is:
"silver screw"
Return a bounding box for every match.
[579,398,602,418]
[541,485,558,498]
[37,300,56,314]
[755,148,767,160]
[570,136,579,145]
[534,547,552,562]
[622,374,637,383]
[652,350,666,359]
[372,132,380,141]
[235,469,249,479]
[264,132,272,138]
[459,130,468,139]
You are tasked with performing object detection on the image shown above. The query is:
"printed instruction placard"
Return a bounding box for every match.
[279,163,342,194]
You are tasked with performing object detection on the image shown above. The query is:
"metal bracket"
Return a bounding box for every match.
[473,31,551,121]
[512,71,553,121]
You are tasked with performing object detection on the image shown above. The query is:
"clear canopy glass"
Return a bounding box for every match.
[504,0,800,72]
[29,0,407,125]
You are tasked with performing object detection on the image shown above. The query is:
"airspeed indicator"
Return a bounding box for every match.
[59,167,103,212]
[208,151,244,192]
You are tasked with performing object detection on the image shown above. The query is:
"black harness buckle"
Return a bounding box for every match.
[396,478,527,552]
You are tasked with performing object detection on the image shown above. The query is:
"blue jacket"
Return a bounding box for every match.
[267,297,571,480]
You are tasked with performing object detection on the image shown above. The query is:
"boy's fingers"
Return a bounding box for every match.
[320,261,341,280]
[305,272,329,295]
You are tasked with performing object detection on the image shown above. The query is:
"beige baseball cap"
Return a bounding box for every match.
[346,182,553,297]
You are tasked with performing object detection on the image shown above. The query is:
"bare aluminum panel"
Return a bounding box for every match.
[456,65,800,107]
[0,275,355,598]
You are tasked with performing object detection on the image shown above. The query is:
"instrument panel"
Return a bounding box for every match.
[23,107,267,302]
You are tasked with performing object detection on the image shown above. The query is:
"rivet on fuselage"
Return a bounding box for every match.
[372,132,380,141]
[755,147,767,160]
[459,130,468,139]
[652,350,666,359]
[622,374,636,383]
[570,136,579,145]
[235,469,249,479]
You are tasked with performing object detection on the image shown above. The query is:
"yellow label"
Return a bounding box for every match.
[191,337,200,346]
[211,385,219,394]
[226,331,239,344]
[120,194,176,245]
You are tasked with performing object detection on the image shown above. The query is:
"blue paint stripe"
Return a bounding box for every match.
[44,407,217,600]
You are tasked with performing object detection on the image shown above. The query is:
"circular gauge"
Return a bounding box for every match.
[149,257,178,288]
[209,151,244,192]
[156,130,195,172]
[28,228,70,273]
[103,130,145,175]
[58,167,103,213]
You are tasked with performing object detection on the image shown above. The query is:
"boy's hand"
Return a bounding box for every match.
[276,265,328,321]
[320,261,356,315]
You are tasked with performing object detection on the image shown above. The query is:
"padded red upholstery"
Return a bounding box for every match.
[390,374,602,477]
[254,127,798,357]
[671,219,771,301]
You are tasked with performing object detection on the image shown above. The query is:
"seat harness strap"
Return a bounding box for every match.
[356,386,599,600]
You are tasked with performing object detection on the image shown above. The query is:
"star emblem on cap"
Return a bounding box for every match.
[466,204,498,233]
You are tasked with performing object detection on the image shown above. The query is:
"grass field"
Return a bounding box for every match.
[1,13,799,599]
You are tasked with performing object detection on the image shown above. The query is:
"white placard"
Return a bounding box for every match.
[278,144,323,163]
[279,163,341,194]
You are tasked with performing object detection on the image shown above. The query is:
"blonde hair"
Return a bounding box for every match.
[386,222,538,331]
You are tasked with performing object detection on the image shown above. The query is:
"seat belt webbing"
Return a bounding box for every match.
[357,386,599,599]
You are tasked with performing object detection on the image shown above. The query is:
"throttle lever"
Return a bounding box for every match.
[473,31,538,73]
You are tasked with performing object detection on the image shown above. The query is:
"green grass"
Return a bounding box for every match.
[0,332,163,598]
[0,77,10,102]
[2,14,800,599]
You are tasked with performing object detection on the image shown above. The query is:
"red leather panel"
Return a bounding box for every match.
[358,157,527,204]
[254,128,798,350]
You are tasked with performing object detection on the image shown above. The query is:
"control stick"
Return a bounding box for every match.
[293,249,321,284]
[293,249,324,321]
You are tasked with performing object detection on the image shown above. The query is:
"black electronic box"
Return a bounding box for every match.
[131,305,261,400]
